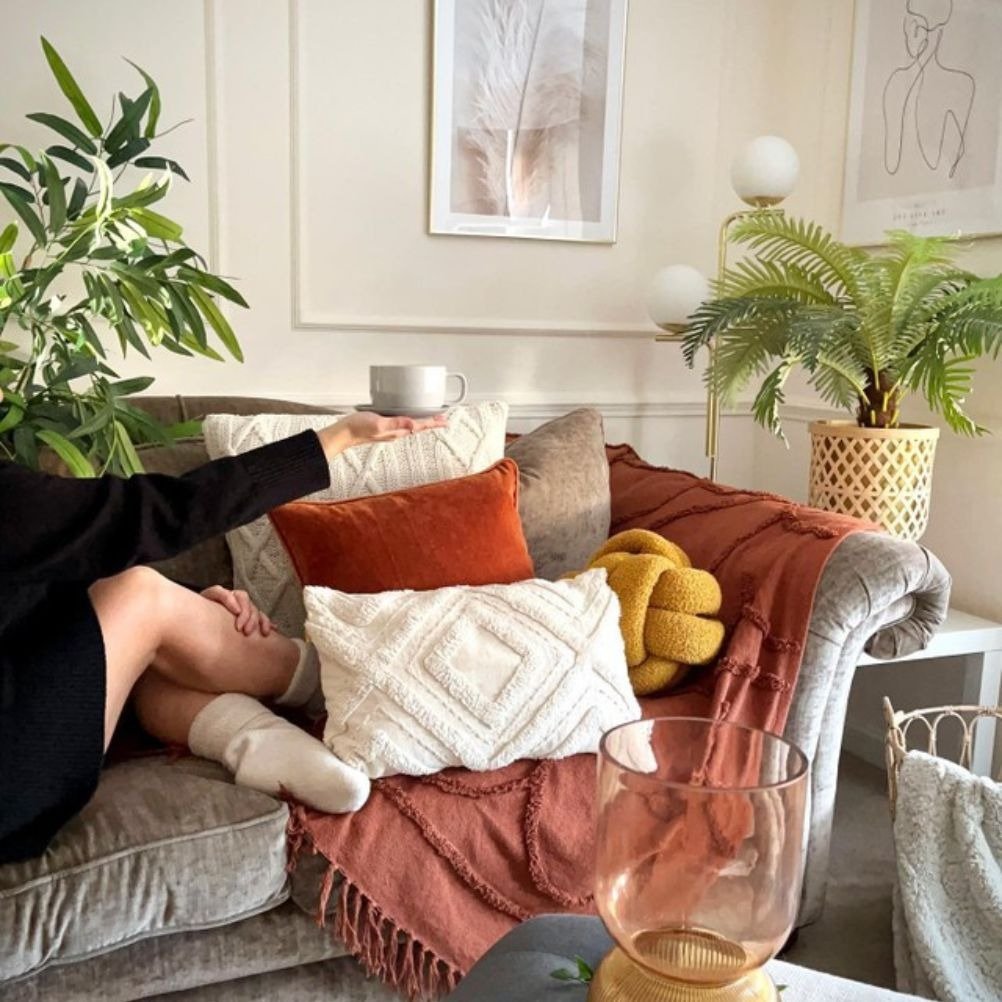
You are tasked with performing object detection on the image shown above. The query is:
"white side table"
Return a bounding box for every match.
[857,608,1002,775]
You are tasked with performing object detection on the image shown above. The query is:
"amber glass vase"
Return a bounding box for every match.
[589,717,809,1002]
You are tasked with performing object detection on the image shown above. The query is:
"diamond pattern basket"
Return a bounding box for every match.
[808,421,939,541]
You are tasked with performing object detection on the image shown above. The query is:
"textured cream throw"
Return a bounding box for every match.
[203,403,508,635]
[305,569,640,779]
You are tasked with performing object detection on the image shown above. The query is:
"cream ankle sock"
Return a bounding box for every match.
[189,693,369,813]
[275,639,325,717]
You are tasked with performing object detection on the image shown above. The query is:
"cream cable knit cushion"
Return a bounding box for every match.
[204,402,508,636]
[305,569,640,779]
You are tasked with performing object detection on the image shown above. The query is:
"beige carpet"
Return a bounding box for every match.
[783,751,898,989]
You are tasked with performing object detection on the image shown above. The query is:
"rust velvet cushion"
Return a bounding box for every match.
[268,458,535,592]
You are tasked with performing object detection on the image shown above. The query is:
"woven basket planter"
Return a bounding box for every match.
[808,421,939,541]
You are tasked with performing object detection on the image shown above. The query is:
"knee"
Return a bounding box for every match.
[90,566,176,622]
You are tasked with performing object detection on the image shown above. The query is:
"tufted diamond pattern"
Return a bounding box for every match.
[204,403,508,635]
[306,569,640,779]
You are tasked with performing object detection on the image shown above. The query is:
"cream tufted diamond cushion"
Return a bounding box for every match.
[305,569,640,779]
[203,402,508,636]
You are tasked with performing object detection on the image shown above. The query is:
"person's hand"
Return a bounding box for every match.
[201,585,273,637]
[316,411,448,458]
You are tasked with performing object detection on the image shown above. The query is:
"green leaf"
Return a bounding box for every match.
[0,402,24,434]
[165,418,202,439]
[125,60,162,138]
[66,176,88,218]
[109,376,155,396]
[190,285,244,361]
[25,112,98,153]
[40,37,103,137]
[105,88,154,153]
[0,181,33,203]
[112,418,144,475]
[132,207,183,241]
[40,156,67,232]
[47,144,94,172]
[68,403,114,440]
[132,156,189,181]
[37,427,95,477]
[0,223,17,254]
[0,186,47,247]
[0,157,32,181]
[177,266,249,308]
[0,144,37,172]
[13,424,38,468]
[106,137,151,170]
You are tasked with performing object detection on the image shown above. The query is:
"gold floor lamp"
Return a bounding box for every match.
[646,136,801,482]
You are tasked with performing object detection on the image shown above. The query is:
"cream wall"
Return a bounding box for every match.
[1,0,848,480]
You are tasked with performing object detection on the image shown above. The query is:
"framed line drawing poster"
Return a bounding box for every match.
[429,0,629,243]
[842,0,1002,245]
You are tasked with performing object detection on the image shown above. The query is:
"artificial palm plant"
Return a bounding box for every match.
[680,213,1002,441]
[0,39,245,477]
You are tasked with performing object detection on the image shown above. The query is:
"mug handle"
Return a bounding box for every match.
[445,372,468,405]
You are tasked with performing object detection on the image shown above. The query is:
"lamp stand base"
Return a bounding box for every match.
[587,947,777,1002]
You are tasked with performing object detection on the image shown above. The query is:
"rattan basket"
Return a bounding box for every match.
[883,697,1002,819]
[808,421,939,541]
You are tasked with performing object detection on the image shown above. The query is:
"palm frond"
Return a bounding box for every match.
[680,296,797,368]
[716,258,836,305]
[709,314,790,403]
[728,214,866,300]
[785,307,860,371]
[811,349,870,411]
[750,357,797,443]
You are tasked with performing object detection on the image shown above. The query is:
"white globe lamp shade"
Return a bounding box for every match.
[730,136,799,207]
[646,265,710,333]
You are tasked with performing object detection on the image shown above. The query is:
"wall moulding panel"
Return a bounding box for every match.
[287,0,727,337]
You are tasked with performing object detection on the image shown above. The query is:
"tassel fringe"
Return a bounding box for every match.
[286,804,461,1000]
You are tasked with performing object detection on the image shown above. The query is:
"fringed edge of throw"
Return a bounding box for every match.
[333,876,462,1000]
[286,804,462,1001]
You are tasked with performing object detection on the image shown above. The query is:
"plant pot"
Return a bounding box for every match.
[808,421,940,541]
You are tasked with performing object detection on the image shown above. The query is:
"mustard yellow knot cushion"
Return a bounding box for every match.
[581,529,725,696]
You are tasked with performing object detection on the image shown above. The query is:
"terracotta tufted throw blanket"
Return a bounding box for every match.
[286,445,871,998]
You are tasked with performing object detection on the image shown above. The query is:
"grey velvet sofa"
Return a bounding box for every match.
[0,396,951,1002]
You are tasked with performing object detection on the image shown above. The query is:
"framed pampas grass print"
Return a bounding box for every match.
[429,0,629,243]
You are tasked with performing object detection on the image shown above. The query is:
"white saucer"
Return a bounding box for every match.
[354,403,450,417]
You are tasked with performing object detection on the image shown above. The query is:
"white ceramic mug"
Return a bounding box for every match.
[369,365,468,410]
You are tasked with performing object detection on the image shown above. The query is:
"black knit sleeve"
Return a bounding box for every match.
[0,430,330,584]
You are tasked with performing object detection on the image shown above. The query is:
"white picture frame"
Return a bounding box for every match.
[429,0,628,243]
[842,0,1002,246]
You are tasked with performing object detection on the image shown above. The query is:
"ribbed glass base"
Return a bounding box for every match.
[587,943,777,1002]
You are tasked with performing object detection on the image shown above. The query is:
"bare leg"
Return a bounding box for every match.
[90,566,299,749]
[90,565,368,814]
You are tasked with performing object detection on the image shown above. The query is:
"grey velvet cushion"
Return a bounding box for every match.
[0,756,290,982]
[505,409,611,579]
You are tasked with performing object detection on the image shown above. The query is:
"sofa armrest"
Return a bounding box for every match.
[784,533,951,924]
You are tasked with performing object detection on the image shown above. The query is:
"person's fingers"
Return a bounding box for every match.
[233,590,254,633]
[259,611,273,637]
[208,586,243,618]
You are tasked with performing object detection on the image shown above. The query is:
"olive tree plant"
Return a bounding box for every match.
[0,38,245,476]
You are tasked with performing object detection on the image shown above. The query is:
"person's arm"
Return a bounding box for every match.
[0,411,445,585]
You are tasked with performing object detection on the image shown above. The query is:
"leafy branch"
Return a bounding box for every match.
[0,37,245,475]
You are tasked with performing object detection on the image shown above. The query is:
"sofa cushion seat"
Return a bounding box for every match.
[0,756,290,982]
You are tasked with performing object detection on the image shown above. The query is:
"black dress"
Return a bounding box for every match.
[0,430,331,863]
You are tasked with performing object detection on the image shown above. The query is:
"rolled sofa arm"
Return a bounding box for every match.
[785,532,951,924]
